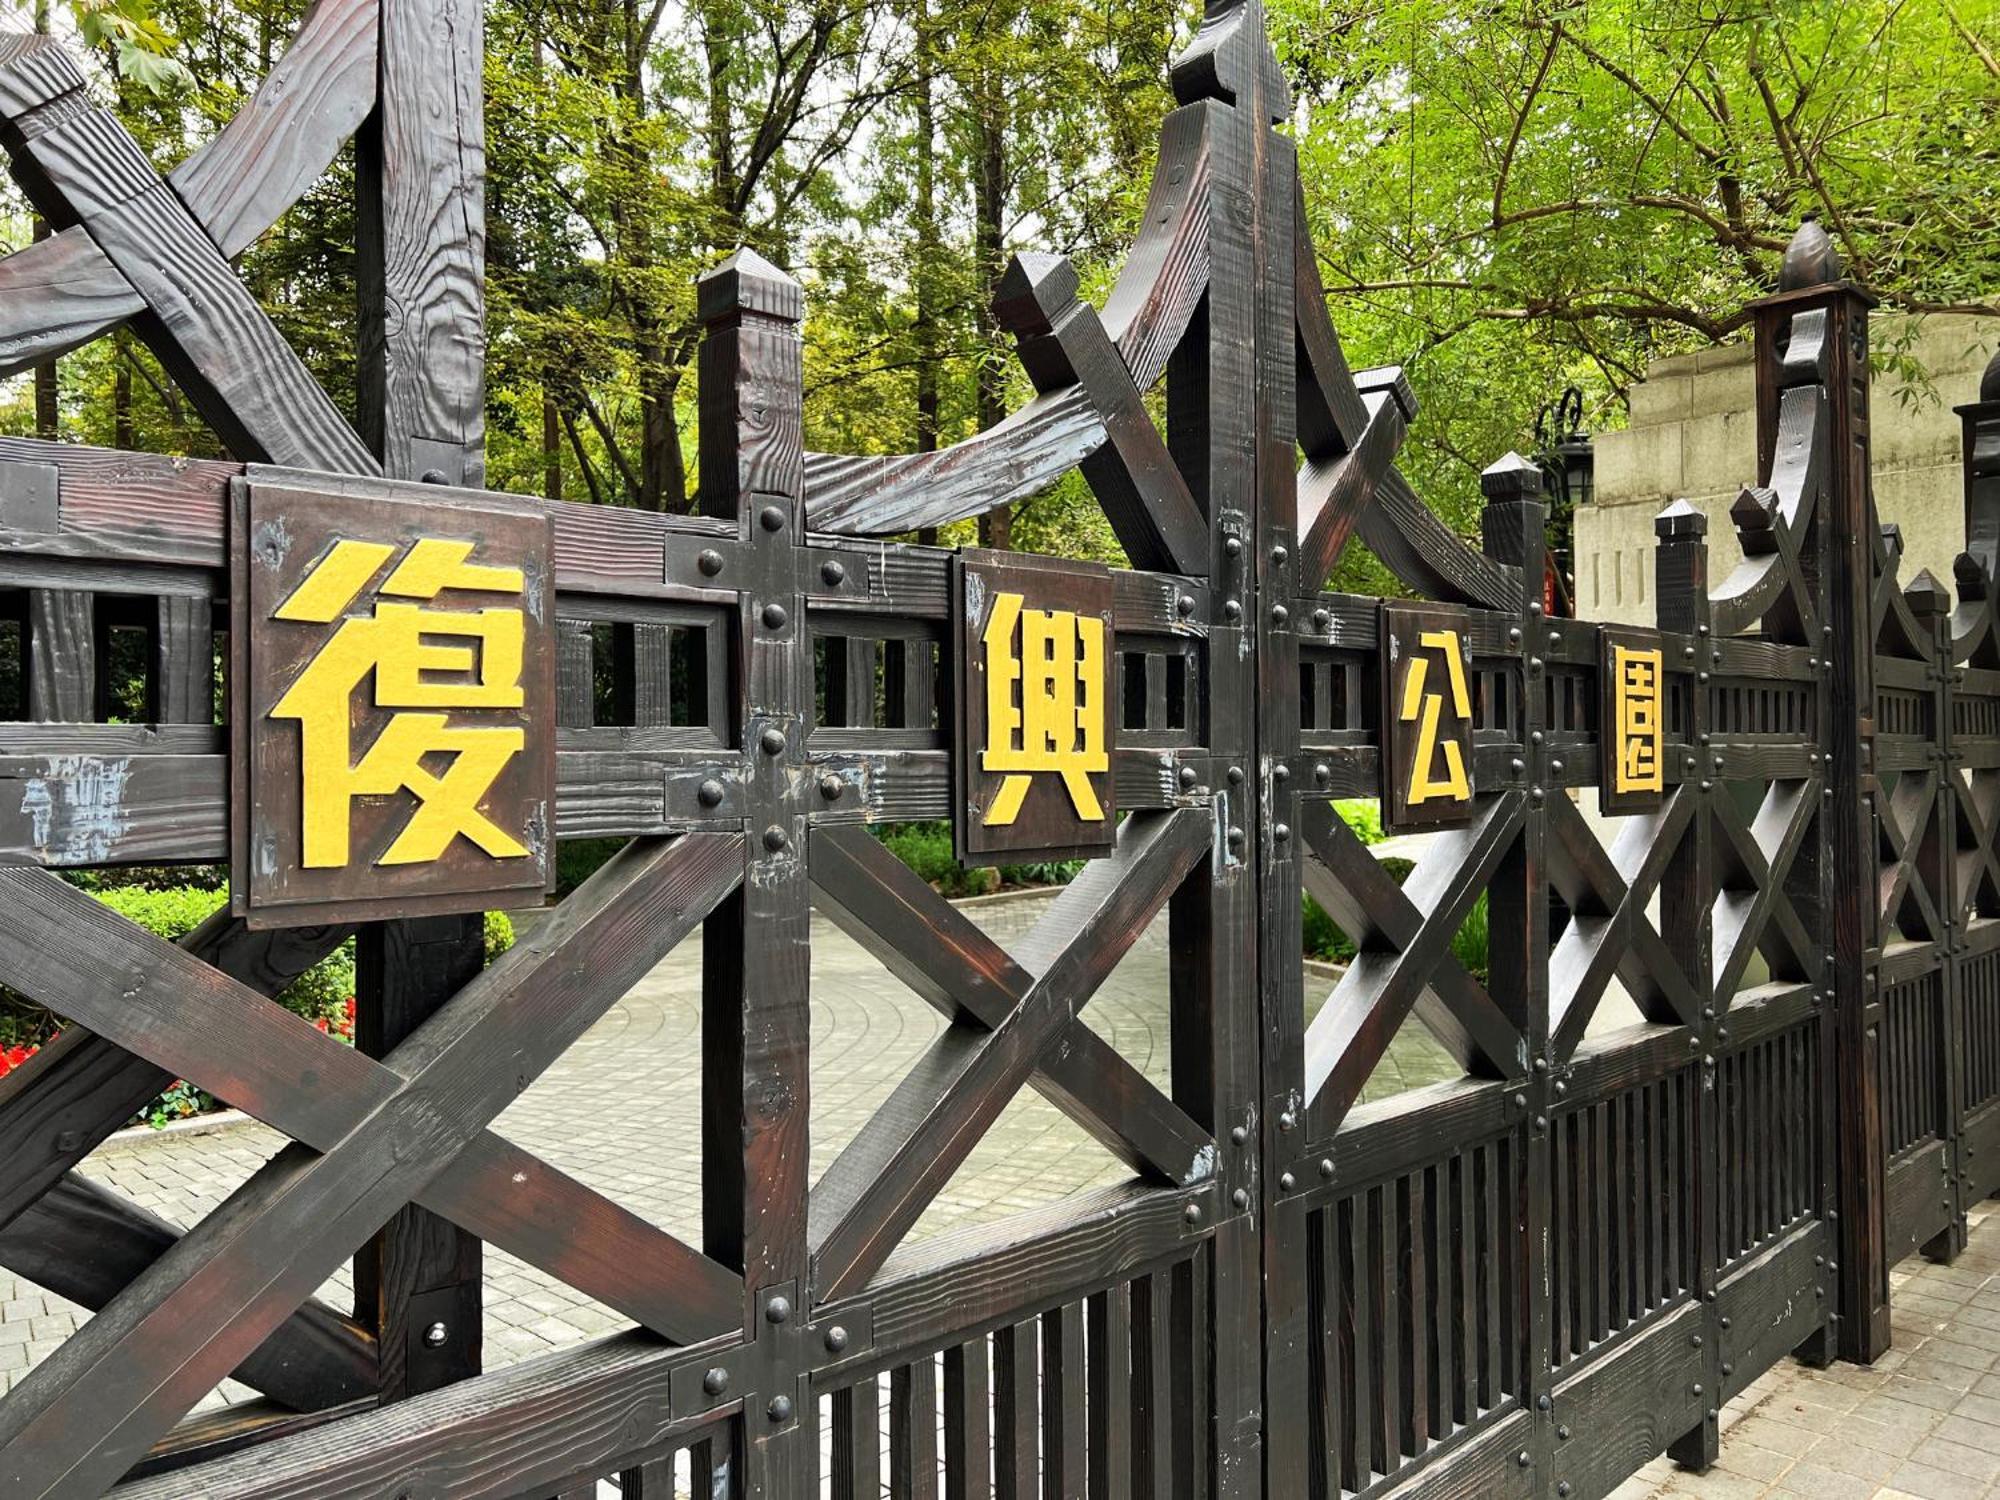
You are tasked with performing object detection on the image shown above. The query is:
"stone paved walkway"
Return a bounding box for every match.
[0,889,1463,1404]
[1624,1198,2000,1500]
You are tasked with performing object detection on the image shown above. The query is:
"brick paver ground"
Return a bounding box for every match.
[1623,1197,2000,1500]
[0,890,1461,1405]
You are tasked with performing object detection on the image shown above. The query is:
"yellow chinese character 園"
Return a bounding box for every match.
[1399,628,1472,806]
[271,536,531,869]
[1614,645,1664,794]
[980,591,1108,827]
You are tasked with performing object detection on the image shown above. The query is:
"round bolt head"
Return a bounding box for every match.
[821,559,846,586]
[420,468,449,484]
[1279,1111,1296,1131]
[819,774,845,800]
[1558,1483,1572,1498]
[1227,766,1245,786]
[1314,762,1330,783]
[760,728,787,755]
[1550,759,1564,775]
[764,825,790,851]
[1319,1158,1334,1179]
[768,1394,794,1423]
[1557,1424,1570,1440]
[1530,730,1544,746]
[1226,827,1245,851]
[1271,544,1289,565]
[702,1366,730,1396]
[1177,594,1196,616]
[1278,1172,1296,1192]
[1232,1188,1250,1209]
[762,603,790,629]
[1223,536,1242,558]
[1312,609,1330,631]
[1273,763,1290,782]
[1183,1203,1203,1225]
[1274,822,1290,841]
[1230,1125,1248,1145]
[759,504,786,532]
[698,548,725,577]
[1536,1394,1551,1412]
[423,1321,449,1348]
[1518,1451,1532,1468]
[697,778,726,808]
[1178,765,1199,788]
[1223,600,1243,622]
[1508,627,1522,645]
[825,1325,850,1353]
[1271,604,1289,625]
[766,1296,792,1325]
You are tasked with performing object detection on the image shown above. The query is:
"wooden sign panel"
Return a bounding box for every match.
[1600,625,1667,814]
[1380,601,1476,831]
[231,475,556,927]
[954,549,1116,867]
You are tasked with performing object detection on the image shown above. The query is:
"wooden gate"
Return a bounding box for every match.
[0,0,1990,1495]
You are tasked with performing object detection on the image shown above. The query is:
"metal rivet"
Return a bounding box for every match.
[1511,758,1526,774]
[1691,1383,1703,1396]
[1232,1188,1250,1209]
[1279,1172,1296,1191]
[1550,759,1564,775]
[1533,1115,1549,1130]
[1554,1080,1568,1097]
[1530,657,1544,673]
[1558,1483,1572,1497]
[819,774,845,800]
[1223,600,1242,622]
[1179,765,1199,788]
[821,559,846,586]
[1698,671,1710,683]
[1223,536,1242,558]
[1177,594,1196,617]
[698,548,725,577]
[1512,1093,1528,1109]
[1274,764,1290,783]
[1536,1394,1551,1412]
[824,1325,849,1353]
[1271,544,1289,565]
[1691,1334,1703,1349]
[1719,1316,1731,1330]
[1533,1057,1548,1073]
[766,1296,792,1325]
[768,1394,794,1423]
[698,779,726,808]
[1721,1362,1733,1376]
[1271,604,1289,625]
[1184,1203,1203,1225]
[1319,1158,1334,1179]
[1508,627,1522,645]
[1228,766,1245,786]
[703,1367,730,1396]
[759,505,786,532]
[1312,609,1330,631]
[763,825,789,852]
[1529,602,1543,617]
[1314,762,1330,783]
[420,468,450,484]
[1275,823,1290,842]
[1280,1111,1297,1132]
[1231,1125,1248,1146]
[761,728,787,755]
[423,1321,448,1348]
[1548,630,1561,649]
[1518,1451,1532,1469]
[1227,827,1245,852]
[1530,730,1544,745]
[1531,786,1545,803]
[762,603,789,629]
[1684,645,1696,659]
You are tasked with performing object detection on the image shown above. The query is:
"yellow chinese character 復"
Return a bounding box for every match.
[1399,628,1471,805]
[980,591,1108,827]
[271,536,532,869]
[1614,645,1664,794]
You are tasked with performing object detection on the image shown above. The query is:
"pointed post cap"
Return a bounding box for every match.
[1480,451,1543,502]
[1777,215,1843,292]
[992,252,1080,337]
[1880,522,1905,566]
[1955,550,1990,603]
[1356,364,1419,423]
[1171,0,1291,122]
[1655,497,1708,541]
[697,247,803,323]
[1904,568,1950,622]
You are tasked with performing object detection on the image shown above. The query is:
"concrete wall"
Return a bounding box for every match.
[1571,314,2000,627]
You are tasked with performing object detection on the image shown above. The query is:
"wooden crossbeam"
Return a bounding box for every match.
[0,833,744,1498]
[0,845,744,1350]
[1546,790,1702,1057]
[808,810,1208,1301]
[1295,796,1522,1080]
[809,823,1214,1186]
[1878,770,1945,943]
[1712,782,1819,999]
[1303,794,1524,1139]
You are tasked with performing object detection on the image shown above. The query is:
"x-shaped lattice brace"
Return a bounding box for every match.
[1952,766,2000,921]
[1711,780,1821,1004]
[1547,788,1703,1061]
[1299,793,1526,1141]
[0,30,379,474]
[804,810,1213,1301]
[1877,766,1948,946]
[0,837,745,1499]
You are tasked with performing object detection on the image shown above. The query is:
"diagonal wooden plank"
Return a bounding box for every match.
[0,1174,376,1414]
[0,913,349,1237]
[1304,795,1523,1138]
[0,833,743,1498]
[808,810,1208,1301]
[1711,781,1816,999]
[0,844,744,1348]
[809,822,1214,1187]
[1296,796,1522,1079]
[1297,382,1407,593]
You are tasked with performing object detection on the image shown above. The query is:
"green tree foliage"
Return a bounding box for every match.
[2,0,1993,577]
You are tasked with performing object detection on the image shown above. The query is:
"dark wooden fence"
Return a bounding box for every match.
[0,0,1994,1495]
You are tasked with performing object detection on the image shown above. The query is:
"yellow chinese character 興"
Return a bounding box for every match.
[980,591,1108,827]
[1399,628,1471,805]
[1614,645,1664,794]
[271,537,531,868]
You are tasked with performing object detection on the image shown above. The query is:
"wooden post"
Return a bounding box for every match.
[696,248,813,1492]
[352,0,488,1399]
[1750,223,1892,1361]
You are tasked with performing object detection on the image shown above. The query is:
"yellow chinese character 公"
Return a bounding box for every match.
[980,591,1108,827]
[1614,646,1664,794]
[1399,628,1471,805]
[271,536,531,869]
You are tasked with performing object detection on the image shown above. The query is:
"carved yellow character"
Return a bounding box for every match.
[1614,645,1664,794]
[1399,628,1472,805]
[271,537,531,868]
[980,590,1108,826]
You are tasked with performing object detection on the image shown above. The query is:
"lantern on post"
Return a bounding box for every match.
[1534,385,1594,616]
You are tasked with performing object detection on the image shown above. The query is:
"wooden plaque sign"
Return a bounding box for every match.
[231,475,556,927]
[1380,600,1476,831]
[953,548,1116,867]
[1600,625,1667,814]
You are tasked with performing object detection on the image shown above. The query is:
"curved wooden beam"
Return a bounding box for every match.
[802,102,1217,538]
[0,0,377,379]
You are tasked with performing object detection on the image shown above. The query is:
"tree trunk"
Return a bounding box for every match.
[113,330,133,451]
[973,64,1010,551]
[542,388,563,501]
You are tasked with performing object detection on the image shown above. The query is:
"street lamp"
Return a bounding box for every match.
[1534,386,1594,616]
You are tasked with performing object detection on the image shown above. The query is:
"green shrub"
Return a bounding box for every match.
[1333,799,1386,846]
[556,838,626,895]
[875,822,998,897]
[1303,855,1415,964]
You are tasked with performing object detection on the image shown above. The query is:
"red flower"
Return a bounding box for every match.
[0,1042,38,1078]
[314,1017,330,1033]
